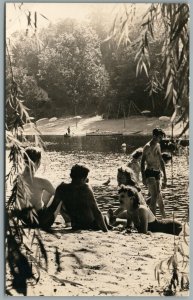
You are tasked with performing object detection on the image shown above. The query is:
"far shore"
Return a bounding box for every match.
[23,115,188,137]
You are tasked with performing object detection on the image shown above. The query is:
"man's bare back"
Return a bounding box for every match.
[22,175,55,210]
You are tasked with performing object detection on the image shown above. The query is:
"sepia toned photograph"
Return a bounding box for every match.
[5,2,189,296]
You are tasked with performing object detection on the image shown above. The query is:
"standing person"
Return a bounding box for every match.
[18,147,65,229]
[53,164,108,232]
[141,128,167,218]
[67,126,71,135]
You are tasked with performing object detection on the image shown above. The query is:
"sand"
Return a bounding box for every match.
[6,115,189,296]
[6,221,189,297]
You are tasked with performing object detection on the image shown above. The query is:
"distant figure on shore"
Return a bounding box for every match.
[64,126,71,137]
[53,164,108,232]
[17,147,65,229]
[118,185,182,235]
[141,128,167,218]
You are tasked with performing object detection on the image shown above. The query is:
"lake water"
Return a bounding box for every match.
[36,135,189,222]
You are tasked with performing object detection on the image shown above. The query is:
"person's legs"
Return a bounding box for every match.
[147,177,158,215]
[39,196,63,228]
[157,183,166,218]
[149,219,182,235]
[60,204,71,227]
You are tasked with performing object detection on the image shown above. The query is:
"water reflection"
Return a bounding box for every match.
[42,135,151,153]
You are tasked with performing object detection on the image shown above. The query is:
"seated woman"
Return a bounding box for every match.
[107,167,146,225]
[118,185,182,235]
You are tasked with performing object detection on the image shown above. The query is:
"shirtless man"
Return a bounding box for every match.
[53,164,108,232]
[141,128,167,218]
[19,147,64,229]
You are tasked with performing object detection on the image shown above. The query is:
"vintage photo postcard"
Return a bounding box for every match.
[5,2,189,296]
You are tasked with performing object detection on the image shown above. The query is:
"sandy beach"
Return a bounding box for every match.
[6,117,189,296]
[6,223,189,296]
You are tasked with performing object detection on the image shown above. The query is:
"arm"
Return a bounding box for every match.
[126,213,132,229]
[141,150,146,186]
[87,186,108,232]
[137,207,149,234]
[41,178,55,196]
[114,206,125,216]
[158,147,167,184]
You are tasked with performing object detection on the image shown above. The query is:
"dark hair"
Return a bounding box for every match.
[118,185,140,209]
[117,167,141,191]
[152,128,166,138]
[162,152,172,163]
[70,164,90,180]
[24,147,41,165]
[131,148,143,159]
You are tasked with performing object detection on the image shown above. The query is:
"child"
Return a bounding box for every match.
[127,148,143,182]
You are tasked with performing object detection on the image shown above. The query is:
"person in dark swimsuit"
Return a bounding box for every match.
[141,128,167,218]
[53,164,108,232]
[118,185,182,235]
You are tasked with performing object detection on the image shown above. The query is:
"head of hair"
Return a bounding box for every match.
[24,147,41,165]
[131,148,143,159]
[118,185,140,209]
[117,167,140,191]
[70,164,90,180]
[152,128,166,138]
[162,152,172,163]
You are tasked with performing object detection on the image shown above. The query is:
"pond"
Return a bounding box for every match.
[36,135,189,222]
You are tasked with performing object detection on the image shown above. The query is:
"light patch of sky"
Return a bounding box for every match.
[6,3,149,36]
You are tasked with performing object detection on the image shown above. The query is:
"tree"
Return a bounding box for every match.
[10,19,110,117]
[88,5,167,117]
[38,20,110,115]
[110,3,189,133]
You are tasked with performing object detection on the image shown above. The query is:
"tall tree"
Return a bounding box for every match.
[110,3,189,133]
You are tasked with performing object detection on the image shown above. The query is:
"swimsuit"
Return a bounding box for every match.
[148,219,182,235]
[145,169,161,180]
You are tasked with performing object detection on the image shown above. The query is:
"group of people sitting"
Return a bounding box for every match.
[16,127,182,236]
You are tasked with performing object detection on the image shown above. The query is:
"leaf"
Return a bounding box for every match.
[36,236,48,270]
[141,19,150,27]
[39,13,49,21]
[165,76,173,100]
[142,61,149,77]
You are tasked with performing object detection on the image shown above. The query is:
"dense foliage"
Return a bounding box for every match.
[6,3,189,121]
[8,20,110,118]
[111,3,189,128]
